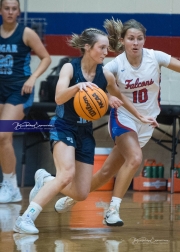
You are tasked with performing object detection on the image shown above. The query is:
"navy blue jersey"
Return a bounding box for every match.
[55,57,108,124]
[0,24,31,83]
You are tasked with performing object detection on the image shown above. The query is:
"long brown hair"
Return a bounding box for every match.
[104,18,146,53]
[103,17,123,53]
[121,19,146,39]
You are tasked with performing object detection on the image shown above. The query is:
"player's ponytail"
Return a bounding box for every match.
[104,17,124,54]
[68,28,106,55]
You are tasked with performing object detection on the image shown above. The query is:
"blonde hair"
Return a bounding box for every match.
[68,28,107,55]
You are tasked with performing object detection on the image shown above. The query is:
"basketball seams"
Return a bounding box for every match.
[74,92,92,120]
[78,91,92,120]
[74,87,108,120]
[94,88,108,113]
[85,90,101,118]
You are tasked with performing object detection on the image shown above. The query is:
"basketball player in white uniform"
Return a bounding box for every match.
[106,48,170,148]
[52,18,180,227]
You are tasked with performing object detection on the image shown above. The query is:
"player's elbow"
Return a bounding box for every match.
[55,94,63,105]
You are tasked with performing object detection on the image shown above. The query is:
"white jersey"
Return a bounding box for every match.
[104,48,171,120]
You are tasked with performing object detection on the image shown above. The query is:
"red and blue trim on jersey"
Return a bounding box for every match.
[109,108,135,141]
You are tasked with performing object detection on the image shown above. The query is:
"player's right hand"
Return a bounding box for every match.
[77,82,98,91]
[108,95,123,108]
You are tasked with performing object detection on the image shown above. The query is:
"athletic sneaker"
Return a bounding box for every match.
[0,204,22,232]
[0,181,22,203]
[13,216,39,234]
[105,206,124,226]
[55,196,77,213]
[29,169,51,203]
[13,233,39,252]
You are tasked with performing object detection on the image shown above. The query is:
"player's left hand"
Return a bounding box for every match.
[108,95,123,108]
[140,116,159,128]
[21,75,36,95]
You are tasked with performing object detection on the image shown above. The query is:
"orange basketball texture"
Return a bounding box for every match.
[74,87,109,120]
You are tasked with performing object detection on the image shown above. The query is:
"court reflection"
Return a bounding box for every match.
[1,189,180,252]
[13,234,39,252]
[51,190,174,252]
[0,203,22,252]
[0,203,22,232]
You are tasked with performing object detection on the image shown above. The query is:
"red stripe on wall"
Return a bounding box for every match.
[44,35,180,58]
[45,35,80,56]
[145,37,180,58]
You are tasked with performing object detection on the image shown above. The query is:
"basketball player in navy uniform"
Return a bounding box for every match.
[13,22,158,233]
[0,0,51,204]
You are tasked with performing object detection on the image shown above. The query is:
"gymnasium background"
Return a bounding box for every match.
[1,0,180,184]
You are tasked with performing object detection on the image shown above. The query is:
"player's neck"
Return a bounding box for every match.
[125,50,143,68]
[81,57,97,82]
[0,22,18,38]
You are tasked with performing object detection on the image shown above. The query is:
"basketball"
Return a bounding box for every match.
[74,87,109,120]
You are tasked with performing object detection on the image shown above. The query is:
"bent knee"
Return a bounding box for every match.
[133,154,143,167]
[126,154,142,171]
[0,132,12,144]
[74,192,89,201]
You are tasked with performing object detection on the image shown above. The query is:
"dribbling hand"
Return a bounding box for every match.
[77,82,98,92]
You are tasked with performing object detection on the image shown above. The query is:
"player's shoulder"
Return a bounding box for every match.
[60,62,73,75]
[111,52,125,62]
[103,66,113,75]
[23,26,37,35]
[103,67,115,81]
[105,52,126,67]
[143,48,156,57]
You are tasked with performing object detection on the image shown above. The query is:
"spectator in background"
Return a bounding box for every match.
[0,0,51,203]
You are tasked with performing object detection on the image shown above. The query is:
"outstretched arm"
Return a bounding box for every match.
[167,57,180,72]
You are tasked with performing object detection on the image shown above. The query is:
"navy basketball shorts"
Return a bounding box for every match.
[0,80,34,115]
[49,116,96,165]
[109,108,154,148]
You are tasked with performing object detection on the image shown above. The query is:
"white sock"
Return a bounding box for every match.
[43,175,55,184]
[3,173,18,188]
[110,196,122,210]
[22,201,42,222]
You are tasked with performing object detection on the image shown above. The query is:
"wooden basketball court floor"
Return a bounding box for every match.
[0,188,180,252]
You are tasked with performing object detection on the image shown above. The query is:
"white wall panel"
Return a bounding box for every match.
[30,56,66,102]
[160,69,180,105]
[19,0,180,14]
